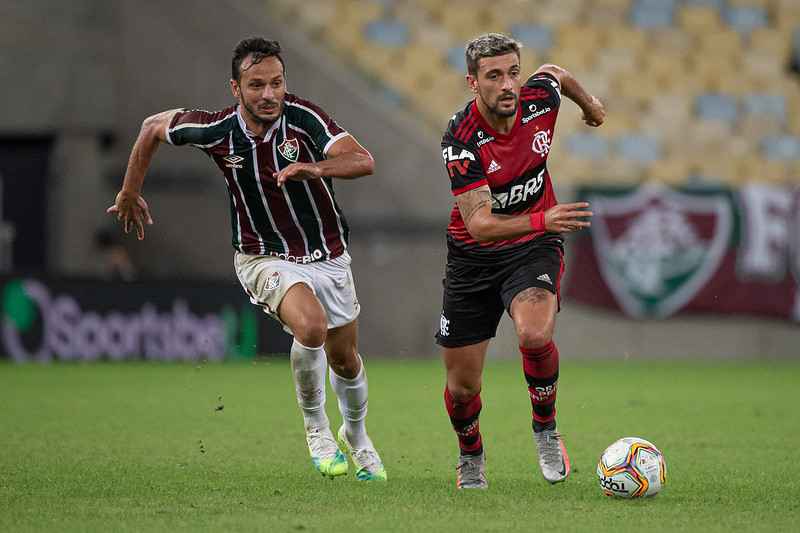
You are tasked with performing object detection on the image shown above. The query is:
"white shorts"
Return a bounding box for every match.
[233,251,360,333]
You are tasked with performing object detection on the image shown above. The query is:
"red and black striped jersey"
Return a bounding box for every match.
[441,72,562,255]
[166,93,351,263]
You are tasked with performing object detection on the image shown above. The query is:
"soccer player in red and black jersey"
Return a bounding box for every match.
[437,33,605,489]
[107,38,386,481]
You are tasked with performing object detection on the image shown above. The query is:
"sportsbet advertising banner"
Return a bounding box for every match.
[566,182,800,321]
[0,277,291,362]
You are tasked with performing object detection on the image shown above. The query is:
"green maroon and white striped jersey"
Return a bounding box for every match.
[165,93,351,263]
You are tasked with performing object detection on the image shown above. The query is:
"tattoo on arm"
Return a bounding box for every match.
[456,185,491,226]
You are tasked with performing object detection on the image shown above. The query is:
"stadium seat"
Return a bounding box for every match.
[364,19,411,47]
[550,155,596,185]
[749,28,790,60]
[743,94,787,124]
[596,47,639,76]
[584,0,630,27]
[762,135,800,161]
[724,6,768,36]
[677,5,724,35]
[446,46,467,72]
[695,93,738,123]
[690,155,740,185]
[630,0,676,29]
[566,133,611,160]
[556,25,608,52]
[699,29,744,60]
[597,157,646,183]
[648,158,691,185]
[683,0,724,8]
[736,156,789,184]
[604,26,647,51]
[510,23,553,52]
[617,134,662,164]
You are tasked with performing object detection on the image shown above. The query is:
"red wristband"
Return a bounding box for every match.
[529,211,545,232]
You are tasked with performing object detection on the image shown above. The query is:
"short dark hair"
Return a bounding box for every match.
[231,37,285,81]
[465,33,521,75]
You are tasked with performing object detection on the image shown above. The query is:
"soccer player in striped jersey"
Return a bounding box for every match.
[436,34,605,489]
[107,37,386,481]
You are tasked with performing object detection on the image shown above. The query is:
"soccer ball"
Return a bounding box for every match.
[596,437,666,498]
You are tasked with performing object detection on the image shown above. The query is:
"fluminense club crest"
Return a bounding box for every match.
[589,183,733,318]
[277,138,300,162]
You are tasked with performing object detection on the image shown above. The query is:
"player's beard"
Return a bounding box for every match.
[483,91,518,119]
[242,98,283,127]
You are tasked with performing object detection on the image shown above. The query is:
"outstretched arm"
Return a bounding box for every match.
[534,64,605,127]
[107,109,180,240]
[457,185,592,243]
[274,134,374,187]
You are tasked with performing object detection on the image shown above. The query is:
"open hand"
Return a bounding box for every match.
[106,190,153,240]
[582,95,605,127]
[273,163,322,187]
[544,202,593,233]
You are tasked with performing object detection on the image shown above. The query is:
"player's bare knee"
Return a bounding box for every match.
[328,347,359,378]
[517,325,553,350]
[448,383,481,405]
[294,314,328,347]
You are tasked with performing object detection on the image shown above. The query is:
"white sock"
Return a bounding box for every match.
[329,355,370,449]
[290,339,329,430]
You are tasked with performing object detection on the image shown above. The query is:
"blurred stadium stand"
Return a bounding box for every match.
[0,0,797,358]
[270,0,799,188]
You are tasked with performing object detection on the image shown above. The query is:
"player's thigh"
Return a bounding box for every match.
[442,340,490,399]
[278,283,327,345]
[509,288,557,347]
[501,247,563,347]
[233,252,326,343]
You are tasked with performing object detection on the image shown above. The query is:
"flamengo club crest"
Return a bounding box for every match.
[589,183,733,318]
[277,138,300,162]
[532,130,551,155]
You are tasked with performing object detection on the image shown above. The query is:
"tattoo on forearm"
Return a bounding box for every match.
[457,186,491,225]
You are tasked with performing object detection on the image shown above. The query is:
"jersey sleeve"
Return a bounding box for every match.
[441,131,487,196]
[523,72,562,109]
[289,100,349,157]
[165,107,237,149]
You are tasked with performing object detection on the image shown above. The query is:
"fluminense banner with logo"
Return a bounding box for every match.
[0,277,292,362]
[566,182,800,321]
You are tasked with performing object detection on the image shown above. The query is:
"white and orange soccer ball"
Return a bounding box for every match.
[596,437,667,498]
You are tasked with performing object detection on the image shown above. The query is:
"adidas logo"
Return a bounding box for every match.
[487,160,501,174]
[537,273,552,284]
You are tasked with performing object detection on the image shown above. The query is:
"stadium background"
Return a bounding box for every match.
[2,2,800,532]
[1,0,798,361]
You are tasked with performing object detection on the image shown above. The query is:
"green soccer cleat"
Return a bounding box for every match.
[337,425,387,481]
[306,426,348,478]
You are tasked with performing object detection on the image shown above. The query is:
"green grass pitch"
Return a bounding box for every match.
[1,358,798,532]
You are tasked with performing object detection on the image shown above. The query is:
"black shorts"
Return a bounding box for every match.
[436,235,565,349]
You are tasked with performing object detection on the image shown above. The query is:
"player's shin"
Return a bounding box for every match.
[329,355,370,449]
[520,342,559,432]
[444,387,483,456]
[290,339,330,430]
